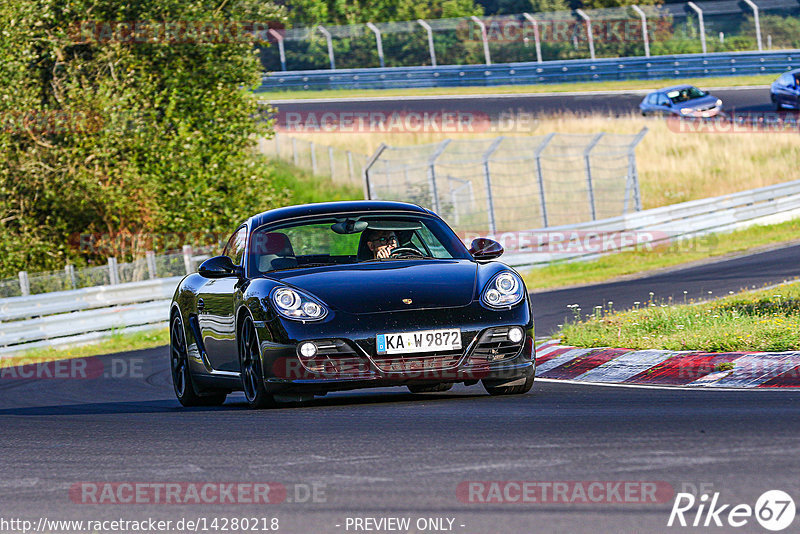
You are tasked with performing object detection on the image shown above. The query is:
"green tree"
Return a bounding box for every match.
[0,0,287,276]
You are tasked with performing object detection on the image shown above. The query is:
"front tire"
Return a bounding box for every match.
[239,315,275,409]
[170,314,226,407]
[482,374,534,396]
[773,95,783,111]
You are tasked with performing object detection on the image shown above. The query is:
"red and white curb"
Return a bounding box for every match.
[535,340,800,388]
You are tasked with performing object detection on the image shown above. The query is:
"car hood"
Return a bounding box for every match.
[675,94,719,110]
[266,260,478,314]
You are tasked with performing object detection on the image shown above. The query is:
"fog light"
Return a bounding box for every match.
[299,342,317,358]
[508,327,524,343]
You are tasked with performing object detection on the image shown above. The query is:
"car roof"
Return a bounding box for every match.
[248,200,433,229]
[656,84,696,93]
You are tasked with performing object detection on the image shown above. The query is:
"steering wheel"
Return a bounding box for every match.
[390,247,424,258]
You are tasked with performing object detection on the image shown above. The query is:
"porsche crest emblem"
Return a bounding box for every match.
[402,298,413,305]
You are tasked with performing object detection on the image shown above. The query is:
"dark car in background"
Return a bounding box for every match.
[640,85,722,118]
[771,69,800,110]
[169,201,535,408]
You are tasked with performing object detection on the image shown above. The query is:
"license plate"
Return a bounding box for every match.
[376,328,462,355]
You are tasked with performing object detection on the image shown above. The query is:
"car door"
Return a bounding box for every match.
[198,226,247,372]
[656,93,673,116]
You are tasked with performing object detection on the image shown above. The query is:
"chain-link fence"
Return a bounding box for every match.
[1,248,211,299]
[259,0,800,72]
[364,130,647,233]
[258,134,369,188]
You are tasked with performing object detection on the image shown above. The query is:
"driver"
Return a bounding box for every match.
[365,229,398,259]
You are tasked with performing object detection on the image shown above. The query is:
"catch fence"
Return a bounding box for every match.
[363,130,647,233]
[259,0,800,72]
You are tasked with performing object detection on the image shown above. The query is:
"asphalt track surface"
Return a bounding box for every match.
[270,87,784,123]
[3,244,800,533]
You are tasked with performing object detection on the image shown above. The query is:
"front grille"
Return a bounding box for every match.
[371,350,462,373]
[468,327,524,365]
[298,339,373,378]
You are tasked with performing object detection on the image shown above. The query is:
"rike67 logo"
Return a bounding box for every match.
[668,490,796,531]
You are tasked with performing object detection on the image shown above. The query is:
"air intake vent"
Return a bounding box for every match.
[468,327,524,365]
[298,339,373,378]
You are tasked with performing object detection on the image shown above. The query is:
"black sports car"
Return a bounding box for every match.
[169,201,535,408]
[770,69,800,111]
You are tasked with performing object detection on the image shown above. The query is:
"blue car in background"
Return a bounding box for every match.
[639,85,722,118]
[771,69,800,110]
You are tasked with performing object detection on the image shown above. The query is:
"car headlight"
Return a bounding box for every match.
[680,108,693,115]
[271,287,328,321]
[715,99,722,107]
[481,271,525,309]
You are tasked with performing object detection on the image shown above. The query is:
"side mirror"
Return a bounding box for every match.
[469,238,504,261]
[198,255,240,278]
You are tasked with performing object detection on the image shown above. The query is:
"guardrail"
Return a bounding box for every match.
[3,178,800,357]
[502,178,800,267]
[0,278,181,358]
[258,49,799,91]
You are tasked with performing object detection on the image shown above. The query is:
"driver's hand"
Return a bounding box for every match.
[376,245,394,259]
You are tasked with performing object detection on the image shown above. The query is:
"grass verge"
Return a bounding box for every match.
[559,281,800,352]
[260,74,774,101]
[0,327,169,369]
[522,218,800,290]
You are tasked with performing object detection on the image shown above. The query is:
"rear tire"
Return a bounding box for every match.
[773,95,783,111]
[482,374,534,396]
[407,383,453,394]
[170,314,227,407]
[239,315,275,409]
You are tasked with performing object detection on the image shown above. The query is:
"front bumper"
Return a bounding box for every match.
[256,302,534,394]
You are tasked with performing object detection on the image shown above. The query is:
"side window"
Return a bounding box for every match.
[647,94,657,105]
[780,73,792,86]
[658,95,670,106]
[223,227,247,266]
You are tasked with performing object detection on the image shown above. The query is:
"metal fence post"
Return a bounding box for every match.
[347,150,355,183]
[522,13,543,63]
[625,127,648,212]
[274,133,281,157]
[18,271,30,296]
[743,0,762,51]
[108,257,119,285]
[182,245,193,275]
[575,9,595,61]
[584,133,604,221]
[292,137,298,166]
[427,139,451,214]
[65,264,77,289]
[631,6,650,57]
[534,133,555,228]
[268,29,287,71]
[482,137,505,234]
[310,142,318,174]
[328,146,336,179]
[417,19,437,67]
[471,16,492,65]
[366,22,385,68]
[146,251,157,279]
[318,25,335,69]
[363,144,388,200]
[687,2,707,54]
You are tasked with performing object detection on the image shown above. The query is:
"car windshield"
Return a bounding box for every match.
[248,213,471,274]
[666,87,707,104]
